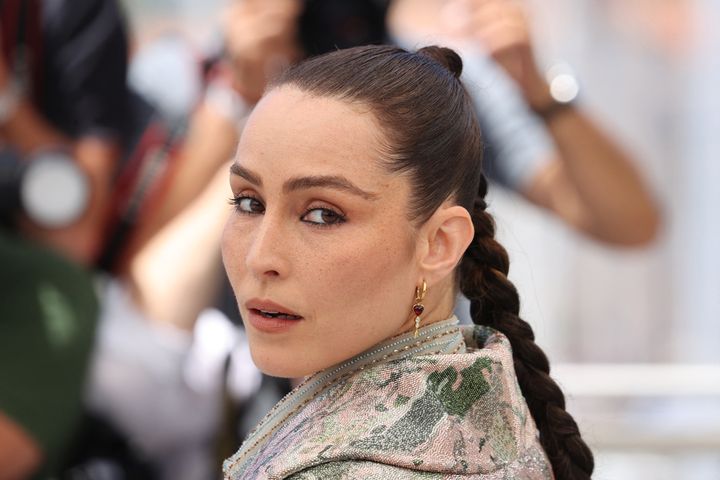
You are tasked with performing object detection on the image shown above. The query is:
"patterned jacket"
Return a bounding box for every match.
[224,317,554,479]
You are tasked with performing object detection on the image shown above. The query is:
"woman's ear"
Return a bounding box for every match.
[416,204,474,286]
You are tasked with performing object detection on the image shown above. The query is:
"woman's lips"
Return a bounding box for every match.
[244,299,303,333]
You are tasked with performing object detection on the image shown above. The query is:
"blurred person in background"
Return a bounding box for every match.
[1,0,123,477]
[387,0,661,246]
[0,0,261,478]
[0,216,99,479]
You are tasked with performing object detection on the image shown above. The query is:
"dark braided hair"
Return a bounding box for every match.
[459,175,595,479]
[271,44,594,479]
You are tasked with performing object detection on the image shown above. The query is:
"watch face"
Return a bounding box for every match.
[20,153,89,228]
[549,74,580,104]
[546,62,580,104]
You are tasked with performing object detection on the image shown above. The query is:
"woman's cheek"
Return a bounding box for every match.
[221,218,249,284]
[337,235,405,297]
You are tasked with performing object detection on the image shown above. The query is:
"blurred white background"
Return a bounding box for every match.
[491,1,720,478]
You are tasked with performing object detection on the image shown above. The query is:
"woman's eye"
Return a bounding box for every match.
[302,208,346,226]
[231,196,265,214]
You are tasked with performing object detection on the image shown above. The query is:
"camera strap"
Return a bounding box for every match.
[97,116,186,272]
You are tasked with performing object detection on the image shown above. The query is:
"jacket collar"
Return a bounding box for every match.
[226,317,464,472]
[225,318,551,479]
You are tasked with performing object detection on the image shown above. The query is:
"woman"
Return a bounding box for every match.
[221,45,594,479]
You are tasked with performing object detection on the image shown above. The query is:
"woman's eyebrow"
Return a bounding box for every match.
[229,163,262,186]
[230,163,379,201]
[284,175,379,200]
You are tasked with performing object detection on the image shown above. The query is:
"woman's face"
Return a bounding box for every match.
[222,86,421,378]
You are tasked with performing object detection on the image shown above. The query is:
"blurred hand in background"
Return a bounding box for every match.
[440,0,551,109]
[223,0,303,103]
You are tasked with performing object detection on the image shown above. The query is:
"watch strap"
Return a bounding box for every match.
[532,97,575,122]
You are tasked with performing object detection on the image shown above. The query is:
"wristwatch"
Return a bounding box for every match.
[547,63,580,104]
[20,150,90,228]
[533,63,580,121]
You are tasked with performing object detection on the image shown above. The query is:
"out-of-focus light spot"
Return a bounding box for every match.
[550,73,580,103]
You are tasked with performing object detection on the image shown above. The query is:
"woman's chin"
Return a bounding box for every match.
[250,350,315,379]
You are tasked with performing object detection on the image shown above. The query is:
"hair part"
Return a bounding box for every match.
[270,44,594,479]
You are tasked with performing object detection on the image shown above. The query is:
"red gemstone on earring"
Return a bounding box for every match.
[413,304,424,316]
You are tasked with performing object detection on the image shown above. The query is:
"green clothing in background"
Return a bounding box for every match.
[0,232,98,478]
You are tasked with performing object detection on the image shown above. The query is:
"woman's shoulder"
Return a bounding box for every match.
[236,329,551,478]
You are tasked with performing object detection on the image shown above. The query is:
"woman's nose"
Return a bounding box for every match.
[244,216,289,279]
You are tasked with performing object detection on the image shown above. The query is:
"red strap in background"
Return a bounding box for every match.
[0,0,44,102]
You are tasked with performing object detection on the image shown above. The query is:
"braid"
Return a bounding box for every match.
[459,175,595,480]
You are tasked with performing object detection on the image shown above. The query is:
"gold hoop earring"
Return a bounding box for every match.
[412,280,427,338]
